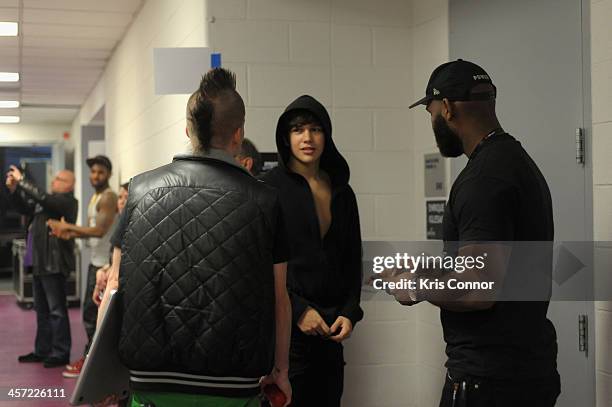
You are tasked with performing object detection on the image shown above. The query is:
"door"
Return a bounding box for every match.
[449,0,594,406]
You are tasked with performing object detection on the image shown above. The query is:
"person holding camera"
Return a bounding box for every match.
[6,165,78,368]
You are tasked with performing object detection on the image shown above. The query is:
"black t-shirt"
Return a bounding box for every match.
[110,200,290,264]
[441,132,557,379]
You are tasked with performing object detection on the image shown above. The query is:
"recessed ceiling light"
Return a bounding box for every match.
[0,115,20,123]
[0,100,19,108]
[0,72,19,82]
[0,22,18,36]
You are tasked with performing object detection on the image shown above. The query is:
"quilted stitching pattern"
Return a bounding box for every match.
[119,172,276,377]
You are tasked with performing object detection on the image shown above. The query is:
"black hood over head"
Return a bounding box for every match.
[275,95,350,186]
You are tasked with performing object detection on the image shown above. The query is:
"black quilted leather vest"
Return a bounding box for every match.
[117,154,277,389]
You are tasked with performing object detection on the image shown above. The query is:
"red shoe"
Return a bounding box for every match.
[62,357,85,378]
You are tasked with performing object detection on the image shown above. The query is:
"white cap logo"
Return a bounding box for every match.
[433,88,440,95]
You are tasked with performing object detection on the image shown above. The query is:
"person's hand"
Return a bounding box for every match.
[5,173,17,193]
[92,393,125,407]
[383,271,419,306]
[329,316,353,342]
[93,266,110,306]
[8,165,22,182]
[260,368,292,407]
[297,306,331,336]
[367,266,399,286]
[47,217,70,239]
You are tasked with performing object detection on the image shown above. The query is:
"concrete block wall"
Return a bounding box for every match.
[592,0,612,405]
[208,0,416,246]
[410,1,450,406]
[206,1,452,406]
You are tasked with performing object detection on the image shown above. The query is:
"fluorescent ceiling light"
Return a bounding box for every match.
[0,115,20,123]
[0,72,19,82]
[0,100,19,108]
[0,22,18,36]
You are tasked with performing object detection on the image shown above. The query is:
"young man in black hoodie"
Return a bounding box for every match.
[262,95,363,406]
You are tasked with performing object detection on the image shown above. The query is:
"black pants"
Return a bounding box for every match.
[33,273,71,361]
[82,264,99,354]
[287,334,345,407]
[439,370,561,407]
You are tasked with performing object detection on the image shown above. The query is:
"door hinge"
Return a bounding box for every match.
[579,314,588,357]
[576,128,585,165]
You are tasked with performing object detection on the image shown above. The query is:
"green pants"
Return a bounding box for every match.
[131,391,260,407]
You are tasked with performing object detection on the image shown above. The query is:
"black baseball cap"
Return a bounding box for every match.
[409,59,496,109]
[86,155,112,172]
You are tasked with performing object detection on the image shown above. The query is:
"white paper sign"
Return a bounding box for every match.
[153,47,212,95]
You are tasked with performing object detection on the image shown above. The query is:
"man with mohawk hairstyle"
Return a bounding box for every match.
[100,68,292,407]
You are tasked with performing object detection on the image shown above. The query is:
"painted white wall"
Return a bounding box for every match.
[591,0,612,405]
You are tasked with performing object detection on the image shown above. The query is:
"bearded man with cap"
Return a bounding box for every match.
[48,154,118,378]
[382,60,560,406]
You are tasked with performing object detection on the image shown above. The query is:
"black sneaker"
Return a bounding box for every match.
[18,352,45,363]
[43,357,69,368]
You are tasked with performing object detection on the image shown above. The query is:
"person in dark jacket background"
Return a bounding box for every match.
[6,165,78,368]
[262,95,363,407]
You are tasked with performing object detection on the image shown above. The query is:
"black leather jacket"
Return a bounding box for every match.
[10,180,78,276]
[118,154,283,397]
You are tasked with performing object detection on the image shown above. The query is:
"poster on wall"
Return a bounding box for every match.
[426,200,446,240]
[424,152,446,197]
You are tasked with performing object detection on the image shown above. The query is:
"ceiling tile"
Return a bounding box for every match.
[22,46,111,59]
[21,56,106,68]
[14,0,143,123]
[20,106,78,124]
[22,23,123,40]
[23,9,134,27]
[23,0,143,13]
[0,7,19,20]
[23,36,116,50]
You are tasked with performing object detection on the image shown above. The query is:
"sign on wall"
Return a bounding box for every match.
[424,152,446,197]
[153,47,212,95]
[426,200,446,240]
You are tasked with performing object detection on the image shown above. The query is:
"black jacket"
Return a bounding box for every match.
[10,180,78,276]
[118,154,282,397]
[262,95,364,329]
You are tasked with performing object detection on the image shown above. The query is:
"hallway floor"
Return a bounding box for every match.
[0,294,87,406]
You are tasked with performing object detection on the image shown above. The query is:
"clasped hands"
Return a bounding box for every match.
[297,307,352,342]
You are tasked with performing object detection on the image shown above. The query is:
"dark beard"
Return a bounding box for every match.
[433,114,463,157]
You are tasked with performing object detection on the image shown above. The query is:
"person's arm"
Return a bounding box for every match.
[8,187,35,216]
[426,243,510,311]
[260,261,292,406]
[17,179,76,219]
[387,177,516,312]
[6,169,35,215]
[330,188,364,342]
[97,247,121,328]
[49,191,117,238]
[92,264,111,306]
